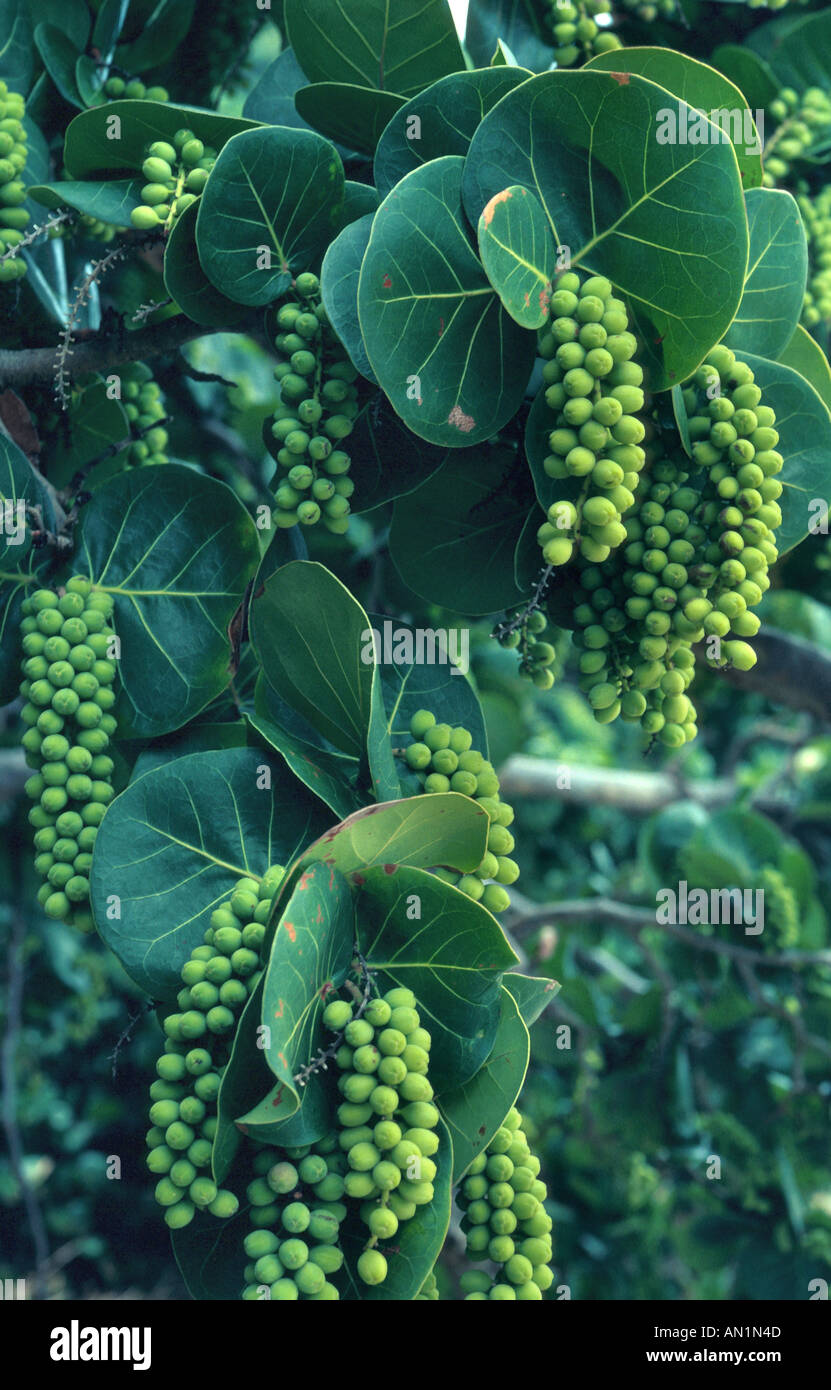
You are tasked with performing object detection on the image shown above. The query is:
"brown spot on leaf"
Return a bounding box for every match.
[482,187,513,226]
[448,404,475,433]
[283,920,296,942]
[383,863,398,875]
[609,72,630,86]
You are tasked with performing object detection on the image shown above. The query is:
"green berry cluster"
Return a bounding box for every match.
[615,0,677,16]
[130,131,216,232]
[798,184,831,328]
[19,578,118,931]
[494,606,557,690]
[147,867,285,1229]
[457,1108,554,1300]
[0,82,29,282]
[240,1137,346,1300]
[416,1269,440,1300]
[537,272,647,569]
[270,273,358,533]
[564,345,780,744]
[323,986,440,1288]
[121,362,169,465]
[543,0,622,68]
[102,76,169,102]
[400,708,518,914]
[763,87,831,189]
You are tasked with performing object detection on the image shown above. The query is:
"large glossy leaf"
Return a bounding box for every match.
[478,184,556,329]
[0,0,34,92]
[63,101,259,179]
[358,157,536,447]
[249,561,373,759]
[163,201,241,328]
[585,46,763,192]
[464,0,554,73]
[373,66,531,199]
[463,70,749,391]
[353,864,517,1085]
[196,127,345,307]
[0,437,56,704]
[389,439,537,613]
[777,324,831,418]
[340,1116,453,1300]
[320,214,378,383]
[28,178,141,226]
[259,860,354,1091]
[74,465,259,736]
[34,23,81,108]
[734,350,831,555]
[347,392,449,512]
[723,188,806,360]
[246,673,364,822]
[303,793,489,883]
[90,747,333,998]
[294,83,405,158]
[284,0,465,99]
[439,983,529,1180]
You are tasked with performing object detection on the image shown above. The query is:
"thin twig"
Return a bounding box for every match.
[293,952,375,1087]
[55,245,130,409]
[0,210,76,264]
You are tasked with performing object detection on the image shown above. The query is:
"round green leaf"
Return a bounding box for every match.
[249,561,374,759]
[710,44,780,116]
[284,0,465,99]
[358,156,536,447]
[28,177,141,226]
[777,324,831,418]
[34,23,82,109]
[352,863,517,1086]
[294,83,405,158]
[74,464,260,735]
[63,100,259,179]
[439,984,529,1181]
[196,126,345,307]
[478,184,556,328]
[320,213,378,382]
[373,66,531,200]
[390,440,537,613]
[164,200,241,328]
[463,69,749,390]
[90,747,334,998]
[746,7,831,93]
[723,188,807,360]
[303,793,489,882]
[585,45,764,191]
[734,349,831,555]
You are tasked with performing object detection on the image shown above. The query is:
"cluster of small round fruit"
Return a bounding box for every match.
[270,274,359,532]
[323,986,440,1288]
[121,362,169,465]
[130,131,217,232]
[0,82,29,282]
[399,708,518,914]
[542,0,622,68]
[763,87,831,188]
[19,578,118,930]
[798,183,831,328]
[240,1139,346,1300]
[101,75,169,102]
[536,271,647,571]
[146,868,285,1229]
[457,1107,554,1300]
[494,606,558,690]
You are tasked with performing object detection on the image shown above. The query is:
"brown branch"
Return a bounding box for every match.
[0,314,250,390]
[511,897,831,970]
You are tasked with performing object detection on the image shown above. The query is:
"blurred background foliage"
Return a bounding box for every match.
[2,0,831,1302]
